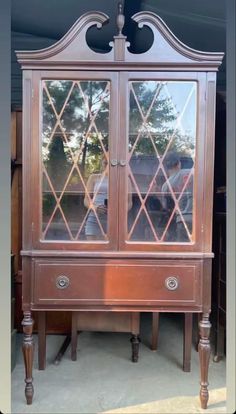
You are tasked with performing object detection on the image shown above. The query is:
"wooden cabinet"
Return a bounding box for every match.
[212,211,226,361]
[16,6,223,408]
[32,259,202,307]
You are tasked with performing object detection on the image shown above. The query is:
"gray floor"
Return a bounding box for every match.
[11,313,226,413]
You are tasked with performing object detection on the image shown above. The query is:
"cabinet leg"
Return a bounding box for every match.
[71,312,77,361]
[195,313,201,351]
[183,313,192,372]
[22,311,34,405]
[198,313,211,409]
[151,313,159,351]
[130,334,140,363]
[213,318,225,362]
[38,311,46,370]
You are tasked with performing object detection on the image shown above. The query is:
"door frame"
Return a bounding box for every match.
[30,70,119,251]
[118,71,207,252]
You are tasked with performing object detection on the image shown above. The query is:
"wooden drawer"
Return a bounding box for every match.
[32,259,202,307]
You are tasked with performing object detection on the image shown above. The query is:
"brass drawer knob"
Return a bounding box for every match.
[165,276,179,291]
[56,275,70,289]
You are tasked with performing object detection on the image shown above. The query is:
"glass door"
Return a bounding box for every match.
[32,71,119,250]
[119,72,206,252]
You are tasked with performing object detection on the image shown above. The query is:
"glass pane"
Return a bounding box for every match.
[127,81,196,243]
[42,80,110,241]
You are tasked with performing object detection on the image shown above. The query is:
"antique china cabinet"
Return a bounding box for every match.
[16,5,223,408]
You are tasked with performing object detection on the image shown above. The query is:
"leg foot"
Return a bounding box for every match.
[22,311,34,405]
[130,334,140,363]
[198,313,211,409]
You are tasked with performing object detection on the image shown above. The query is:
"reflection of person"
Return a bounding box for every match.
[161,151,193,242]
[84,155,133,240]
[84,155,108,240]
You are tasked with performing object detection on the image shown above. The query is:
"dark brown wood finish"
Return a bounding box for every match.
[32,259,202,307]
[151,313,159,351]
[22,311,34,405]
[16,8,223,407]
[31,71,119,252]
[118,71,207,253]
[203,73,217,252]
[199,313,211,409]
[130,334,140,362]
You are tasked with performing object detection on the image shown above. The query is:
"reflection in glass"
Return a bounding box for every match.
[128,81,196,243]
[41,80,110,241]
[84,154,108,240]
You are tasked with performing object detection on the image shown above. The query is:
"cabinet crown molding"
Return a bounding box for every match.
[16,10,224,70]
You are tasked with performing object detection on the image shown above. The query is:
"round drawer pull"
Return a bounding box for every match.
[56,275,70,289]
[110,159,118,166]
[165,276,179,291]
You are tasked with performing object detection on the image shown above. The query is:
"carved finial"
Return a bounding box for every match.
[117,2,125,36]
[111,1,130,61]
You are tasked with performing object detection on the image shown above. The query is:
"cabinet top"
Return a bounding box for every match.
[16,8,224,71]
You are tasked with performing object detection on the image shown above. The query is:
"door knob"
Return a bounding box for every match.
[110,159,118,166]
[56,275,70,289]
[119,160,126,166]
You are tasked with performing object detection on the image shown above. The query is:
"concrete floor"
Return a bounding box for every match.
[11,313,226,413]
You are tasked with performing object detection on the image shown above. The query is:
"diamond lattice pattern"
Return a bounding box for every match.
[128,81,196,243]
[42,80,110,241]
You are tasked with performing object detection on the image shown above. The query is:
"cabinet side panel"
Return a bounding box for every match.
[22,71,33,250]
[202,258,212,314]
[203,73,217,252]
[22,257,32,310]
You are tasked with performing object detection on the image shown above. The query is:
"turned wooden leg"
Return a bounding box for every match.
[130,334,140,362]
[198,313,211,409]
[151,313,159,351]
[22,311,34,405]
[183,313,192,372]
[130,313,140,362]
[71,312,78,361]
[38,311,46,370]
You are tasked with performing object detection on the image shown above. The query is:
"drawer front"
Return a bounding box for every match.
[32,260,202,307]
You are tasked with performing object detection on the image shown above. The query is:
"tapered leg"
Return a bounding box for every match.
[38,311,46,370]
[130,334,140,362]
[198,313,211,409]
[71,312,78,361]
[22,311,34,405]
[183,313,192,372]
[151,313,159,351]
[130,313,140,362]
